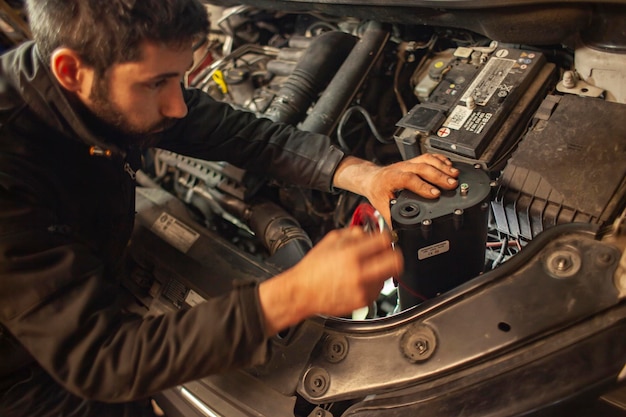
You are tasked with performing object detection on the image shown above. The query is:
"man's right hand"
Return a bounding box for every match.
[258,227,403,335]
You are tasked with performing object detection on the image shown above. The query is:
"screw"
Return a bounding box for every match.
[546,249,581,279]
[390,199,397,205]
[460,183,469,196]
[555,256,572,271]
[422,219,432,226]
[415,339,429,355]
[454,209,463,215]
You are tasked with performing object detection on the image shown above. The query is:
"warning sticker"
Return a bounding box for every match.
[151,212,200,253]
[443,105,473,130]
[418,240,450,260]
[461,57,515,106]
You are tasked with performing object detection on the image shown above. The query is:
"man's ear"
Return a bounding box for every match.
[50,48,93,97]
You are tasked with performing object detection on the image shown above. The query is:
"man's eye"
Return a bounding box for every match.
[147,79,167,89]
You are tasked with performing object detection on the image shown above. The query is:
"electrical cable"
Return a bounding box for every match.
[337,105,393,152]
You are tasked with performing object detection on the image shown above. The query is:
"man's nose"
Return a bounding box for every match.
[161,83,188,119]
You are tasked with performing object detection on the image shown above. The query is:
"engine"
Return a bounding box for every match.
[113,4,626,417]
[132,5,626,318]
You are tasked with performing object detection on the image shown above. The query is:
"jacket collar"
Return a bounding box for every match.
[0,41,125,157]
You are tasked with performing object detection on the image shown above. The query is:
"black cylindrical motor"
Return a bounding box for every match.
[391,163,491,310]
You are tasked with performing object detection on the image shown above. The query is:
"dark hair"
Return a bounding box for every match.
[26,0,209,74]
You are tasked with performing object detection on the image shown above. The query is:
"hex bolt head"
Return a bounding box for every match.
[555,255,572,271]
[400,324,437,363]
[545,248,582,279]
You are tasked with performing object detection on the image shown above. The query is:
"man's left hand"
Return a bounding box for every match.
[333,153,460,226]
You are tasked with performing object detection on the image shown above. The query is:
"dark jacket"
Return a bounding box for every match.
[0,41,344,405]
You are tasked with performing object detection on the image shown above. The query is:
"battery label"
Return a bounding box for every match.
[151,212,200,253]
[443,105,473,130]
[418,240,450,260]
[461,57,515,106]
[464,111,493,134]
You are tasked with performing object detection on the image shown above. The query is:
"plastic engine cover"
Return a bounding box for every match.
[492,94,626,240]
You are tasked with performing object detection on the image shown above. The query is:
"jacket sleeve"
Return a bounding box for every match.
[0,185,269,402]
[156,88,346,193]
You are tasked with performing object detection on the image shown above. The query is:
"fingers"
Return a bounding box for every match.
[361,243,403,283]
[328,227,391,251]
[429,153,454,167]
[393,156,458,200]
[323,228,401,277]
[407,153,459,179]
[424,153,457,171]
[344,228,403,284]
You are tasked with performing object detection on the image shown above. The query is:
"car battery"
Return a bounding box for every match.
[394,46,555,168]
[391,163,491,310]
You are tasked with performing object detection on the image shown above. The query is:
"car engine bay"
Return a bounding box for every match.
[117,1,626,416]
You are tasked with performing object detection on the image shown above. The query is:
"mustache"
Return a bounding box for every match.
[154,117,178,132]
[128,118,179,148]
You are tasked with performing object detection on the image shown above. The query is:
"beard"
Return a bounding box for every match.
[88,74,177,148]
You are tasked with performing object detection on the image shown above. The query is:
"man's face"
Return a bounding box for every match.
[84,41,194,140]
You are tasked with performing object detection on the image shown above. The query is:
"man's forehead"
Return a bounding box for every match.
[114,41,194,78]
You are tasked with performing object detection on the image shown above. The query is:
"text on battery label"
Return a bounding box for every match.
[151,212,200,253]
[418,240,450,260]
[443,105,473,130]
[461,57,515,106]
[464,111,493,134]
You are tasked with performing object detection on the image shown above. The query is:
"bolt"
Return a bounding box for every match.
[415,339,429,355]
[390,199,397,205]
[546,249,581,279]
[454,209,463,215]
[554,255,572,271]
[313,377,323,388]
[422,219,432,226]
[474,163,482,169]
[460,183,469,196]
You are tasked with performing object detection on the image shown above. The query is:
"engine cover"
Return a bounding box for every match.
[492,94,626,240]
